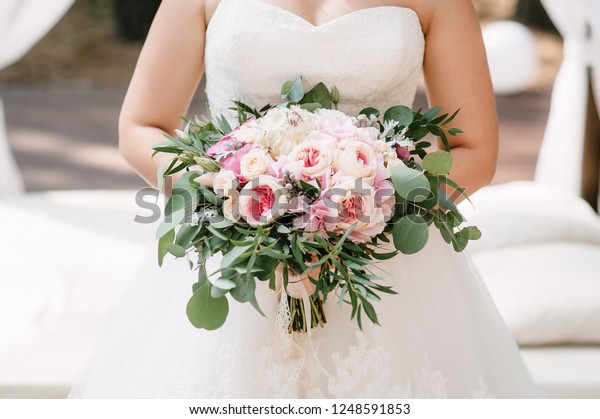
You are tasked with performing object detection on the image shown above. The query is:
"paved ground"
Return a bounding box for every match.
[1,84,551,191]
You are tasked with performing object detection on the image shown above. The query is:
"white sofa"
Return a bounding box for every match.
[463,181,600,398]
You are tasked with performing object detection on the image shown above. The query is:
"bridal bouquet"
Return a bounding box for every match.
[153,78,480,332]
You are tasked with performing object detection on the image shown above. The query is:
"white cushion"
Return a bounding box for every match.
[521,346,600,399]
[473,242,600,346]
[459,181,600,253]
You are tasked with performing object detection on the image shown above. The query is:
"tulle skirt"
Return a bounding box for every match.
[69,229,541,398]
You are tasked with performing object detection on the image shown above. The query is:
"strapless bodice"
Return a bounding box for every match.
[204,0,424,123]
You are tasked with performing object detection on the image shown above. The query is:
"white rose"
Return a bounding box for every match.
[288,133,336,178]
[213,170,238,197]
[240,147,271,181]
[333,139,379,184]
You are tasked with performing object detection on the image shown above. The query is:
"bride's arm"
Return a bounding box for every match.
[119,0,206,189]
[422,0,499,197]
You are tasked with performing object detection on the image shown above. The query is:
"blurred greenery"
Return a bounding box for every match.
[513,0,558,34]
[114,0,162,42]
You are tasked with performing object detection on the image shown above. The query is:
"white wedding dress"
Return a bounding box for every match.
[70,0,541,398]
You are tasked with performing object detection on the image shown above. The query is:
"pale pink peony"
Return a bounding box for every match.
[315,109,378,145]
[238,175,289,226]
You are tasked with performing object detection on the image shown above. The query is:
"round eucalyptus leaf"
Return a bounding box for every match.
[392,214,429,254]
[423,150,453,176]
[186,283,229,330]
[383,105,414,126]
[390,165,431,203]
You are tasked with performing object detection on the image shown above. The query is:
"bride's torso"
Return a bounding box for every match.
[203,0,425,121]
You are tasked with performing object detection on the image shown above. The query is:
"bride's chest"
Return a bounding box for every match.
[204,0,425,112]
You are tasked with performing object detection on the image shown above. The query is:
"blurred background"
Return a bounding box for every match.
[0,0,563,191]
[2,0,600,400]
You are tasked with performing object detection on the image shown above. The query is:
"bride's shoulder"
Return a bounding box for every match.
[403,0,479,34]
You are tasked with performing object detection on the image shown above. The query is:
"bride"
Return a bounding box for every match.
[70,0,541,398]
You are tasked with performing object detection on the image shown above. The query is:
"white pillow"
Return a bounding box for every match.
[473,242,600,346]
[459,181,600,253]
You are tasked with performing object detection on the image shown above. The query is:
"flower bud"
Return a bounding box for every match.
[331,86,340,105]
[194,156,221,172]
[174,129,193,145]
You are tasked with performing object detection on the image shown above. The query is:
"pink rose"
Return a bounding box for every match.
[238,175,289,226]
[326,176,389,243]
[374,180,396,223]
[220,144,253,179]
[288,133,336,179]
[304,197,338,233]
[206,136,240,159]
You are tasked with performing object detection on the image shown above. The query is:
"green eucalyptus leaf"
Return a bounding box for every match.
[165,243,186,258]
[423,150,453,176]
[231,273,257,303]
[186,283,229,330]
[392,214,429,254]
[289,77,305,102]
[300,103,322,112]
[280,80,293,99]
[210,276,237,290]
[466,226,482,240]
[249,294,266,317]
[220,244,254,269]
[175,224,202,248]
[383,105,413,126]
[390,165,431,203]
[453,228,470,252]
[302,82,333,109]
[158,228,175,267]
[210,286,228,299]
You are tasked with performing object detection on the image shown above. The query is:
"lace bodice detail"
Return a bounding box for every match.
[205,0,425,122]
